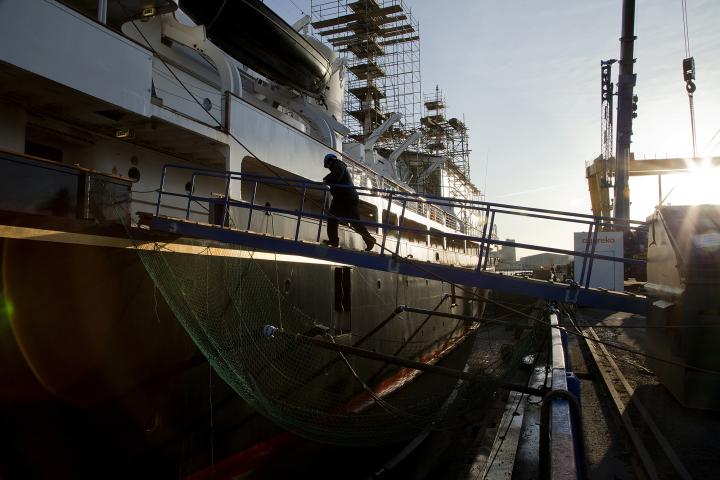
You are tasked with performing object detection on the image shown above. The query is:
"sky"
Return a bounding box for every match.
[266,0,720,252]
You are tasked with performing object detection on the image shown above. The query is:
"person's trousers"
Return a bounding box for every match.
[326,198,374,244]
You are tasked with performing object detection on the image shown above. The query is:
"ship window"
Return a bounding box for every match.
[429,228,443,245]
[382,210,398,237]
[401,218,428,244]
[56,1,98,19]
[25,141,63,162]
[358,201,378,233]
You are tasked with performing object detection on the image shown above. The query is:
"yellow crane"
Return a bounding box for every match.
[586,155,720,218]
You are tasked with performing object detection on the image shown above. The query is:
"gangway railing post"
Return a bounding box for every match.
[476,205,491,271]
[584,222,600,288]
[380,193,393,255]
[316,190,328,242]
[246,181,258,231]
[155,165,168,217]
[578,223,594,286]
[482,210,496,270]
[395,199,407,256]
[221,173,231,228]
[185,173,197,220]
[295,185,307,241]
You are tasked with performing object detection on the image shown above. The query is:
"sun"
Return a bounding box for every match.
[677,158,720,205]
[628,159,720,220]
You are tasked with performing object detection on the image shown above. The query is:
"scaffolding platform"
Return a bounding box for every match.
[348,105,388,123]
[310,4,402,30]
[349,84,386,100]
[348,61,385,79]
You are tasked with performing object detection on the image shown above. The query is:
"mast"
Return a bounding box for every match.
[613,0,636,221]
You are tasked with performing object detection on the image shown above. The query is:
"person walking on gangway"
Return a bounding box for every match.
[322,153,376,251]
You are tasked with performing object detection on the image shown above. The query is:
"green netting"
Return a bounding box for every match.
[127,235,539,446]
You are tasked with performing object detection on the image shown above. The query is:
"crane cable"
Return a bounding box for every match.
[681,0,697,157]
[681,0,691,58]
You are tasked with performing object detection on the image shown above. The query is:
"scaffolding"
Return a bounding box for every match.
[310,1,479,206]
[311,0,421,145]
[421,85,471,179]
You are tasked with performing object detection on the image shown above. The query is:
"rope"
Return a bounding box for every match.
[700,127,720,155]
[289,0,308,17]
[711,136,720,156]
[206,0,229,31]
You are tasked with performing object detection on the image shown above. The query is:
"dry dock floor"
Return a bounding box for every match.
[394,306,720,480]
[570,308,720,480]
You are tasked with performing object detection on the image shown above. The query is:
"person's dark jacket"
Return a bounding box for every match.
[323,159,359,202]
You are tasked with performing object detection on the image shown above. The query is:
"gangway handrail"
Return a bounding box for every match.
[154,188,644,268]
[155,164,647,227]
[155,164,466,234]
[151,164,647,290]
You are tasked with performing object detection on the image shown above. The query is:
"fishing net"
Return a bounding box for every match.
[129,235,540,446]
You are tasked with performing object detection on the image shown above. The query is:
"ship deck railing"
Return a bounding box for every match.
[144,164,649,314]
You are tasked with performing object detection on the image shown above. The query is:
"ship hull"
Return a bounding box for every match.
[1,236,481,478]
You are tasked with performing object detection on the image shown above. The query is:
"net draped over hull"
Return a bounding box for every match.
[133,238,537,446]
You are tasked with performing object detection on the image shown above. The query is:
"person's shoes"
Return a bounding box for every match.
[322,239,339,247]
[364,237,376,251]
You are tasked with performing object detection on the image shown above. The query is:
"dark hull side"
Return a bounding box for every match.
[0,237,481,478]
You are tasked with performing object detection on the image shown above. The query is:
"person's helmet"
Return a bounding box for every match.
[324,153,338,168]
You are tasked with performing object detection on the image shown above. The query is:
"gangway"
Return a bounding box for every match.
[140,164,649,315]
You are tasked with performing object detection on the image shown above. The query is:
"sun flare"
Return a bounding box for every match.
[674,158,720,205]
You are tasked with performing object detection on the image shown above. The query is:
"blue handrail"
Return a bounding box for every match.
[151,164,647,290]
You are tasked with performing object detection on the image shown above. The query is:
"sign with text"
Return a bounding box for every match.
[573,231,624,291]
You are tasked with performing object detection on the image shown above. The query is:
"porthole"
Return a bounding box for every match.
[202,98,212,111]
[128,167,141,181]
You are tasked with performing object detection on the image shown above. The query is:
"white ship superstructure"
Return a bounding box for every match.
[0,1,492,477]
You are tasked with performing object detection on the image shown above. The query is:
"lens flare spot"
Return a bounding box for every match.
[1,295,14,320]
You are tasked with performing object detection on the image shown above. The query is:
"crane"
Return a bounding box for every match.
[586,0,720,220]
